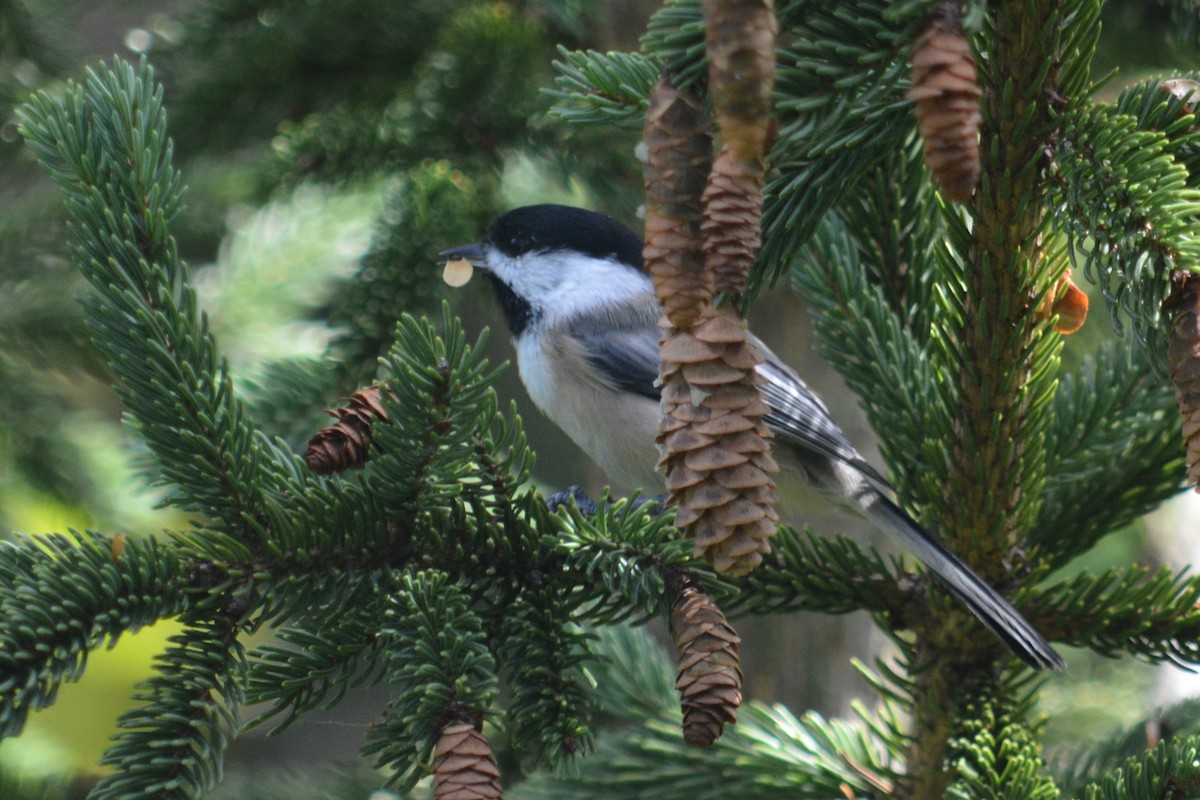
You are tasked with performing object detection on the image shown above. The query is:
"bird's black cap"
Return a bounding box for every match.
[485,204,644,269]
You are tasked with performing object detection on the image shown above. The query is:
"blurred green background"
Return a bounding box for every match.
[0,0,1197,793]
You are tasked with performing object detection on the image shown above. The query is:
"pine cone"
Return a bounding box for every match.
[658,307,779,576]
[1164,270,1200,491]
[907,3,981,203]
[669,576,743,747]
[643,75,713,330]
[304,386,390,474]
[432,720,502,800]
[702,144,763,298]
[703,0,777,163]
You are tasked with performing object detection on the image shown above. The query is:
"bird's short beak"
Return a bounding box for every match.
[438,243,486,265]
[440,243,484,288]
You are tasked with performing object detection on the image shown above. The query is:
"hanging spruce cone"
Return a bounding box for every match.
[1164,270,1200,490]
[669,575,743,747]
[703,144,763,298]
[643,74,713,330]
[432,720,502,800]
[907,3,982,203]
[304,386,390,474]
[658,307,779,575]
[703,0,777,163]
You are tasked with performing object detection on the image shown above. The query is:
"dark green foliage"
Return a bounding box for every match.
[945,703,1057,800]
[498,586,597,768]
[550,47,660,130]
[1050,101,1200,356]
[1053,699,1200,796]
[0,532,186,738]
[243,577,387,733]
[555,497,694,624]
[1033,342,1184,565]
[6,0,1200,796]
[155,0,466,154]
[1036,565,1200,663]
[325,166,494,376]
[362,570,499,791]
[93,617,246,800]
[730,526,912,619]
[511,624,904,800]
[1077,736,1200,800]
[17,59,280,538]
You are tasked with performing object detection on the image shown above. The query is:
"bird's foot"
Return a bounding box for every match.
[545,485,667,517]
[545,485,599,515]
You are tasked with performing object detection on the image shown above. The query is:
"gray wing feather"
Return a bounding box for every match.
[751,336,891,488]
[567,308,889,489]
[568,302,661,401]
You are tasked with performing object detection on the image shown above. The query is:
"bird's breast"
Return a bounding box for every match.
[516,332,662,492]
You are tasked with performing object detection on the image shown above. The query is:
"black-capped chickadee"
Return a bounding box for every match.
[441,203,1063,671]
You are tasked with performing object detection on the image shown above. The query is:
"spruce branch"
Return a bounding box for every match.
[1033,342,1184,566]
[16,58,284,540]
[1033,565,1200,665]
[728,527,913,620]
[641,0,709,91]
[905,0,1079,792]
[1050,102,1200,357]
[555,498,696,625]
[1051,698,1200,796]
[243,582,388,734]
[362,570,499,793]
[511,702,900,800]
[498,587,596,769]
[793,210,948,515]
[549,47,660,130]
[587,623,679,723]
[944,702,1056,800]
[367,306,505,516]
[1075,735,1200,800]
[0,532,187,739]
[751,0,922,299]
[92,615,246,800]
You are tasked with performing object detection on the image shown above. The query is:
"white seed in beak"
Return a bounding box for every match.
[442,258,474,287]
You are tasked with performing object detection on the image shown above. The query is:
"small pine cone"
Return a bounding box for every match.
[702,144,763,298]
[907,3,981,203]
[669,576,743,747]
[658,307,779,576]
[703,0,777,163]
[432,721,502,800]
[305,386,390,474]
[1164,270,1200,490]
[644,75,714,330]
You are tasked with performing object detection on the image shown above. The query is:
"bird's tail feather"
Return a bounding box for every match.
[867,495,1063,671]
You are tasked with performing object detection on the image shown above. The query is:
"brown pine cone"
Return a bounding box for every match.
[669,577,743,747]
[703,0,777,163]
[657,307,779,576]
[304,386,390,474]
[432,721,502,800]
[643,75,714,330]
[907,3,982,203]
[702,144,764,298]
[1164,270,1200,490]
